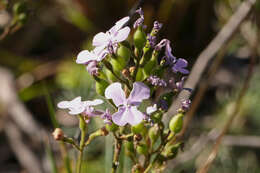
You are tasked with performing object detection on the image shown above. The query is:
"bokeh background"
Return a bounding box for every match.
[0,0,260,172]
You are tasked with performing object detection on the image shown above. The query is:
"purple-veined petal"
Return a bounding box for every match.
[128,82,150,105]
[86,99,103,106]
[172,58,189,74]
[76,50,98,64]
[105,82,126,107]
[93,32,110,47]
[112,107,127,126]
[112,27,130,43]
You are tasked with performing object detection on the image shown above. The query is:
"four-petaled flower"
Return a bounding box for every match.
[57,96,103,116]
[93,16,130,54]
[105,82,150,126]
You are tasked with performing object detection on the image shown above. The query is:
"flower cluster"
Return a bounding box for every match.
[56,8,192,173]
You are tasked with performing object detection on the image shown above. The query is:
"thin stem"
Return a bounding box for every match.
[76,115,87,173]
[111,134,123,173]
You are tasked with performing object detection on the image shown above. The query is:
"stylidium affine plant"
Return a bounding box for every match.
[54,8,192,173]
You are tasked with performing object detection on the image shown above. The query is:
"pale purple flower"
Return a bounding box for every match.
[158,99,168,111]
[155,39,189,74]
[147,75,167,87]
[172,58,189,74]
[57,97,103,116]
[133,8,144,29]
[93,16,130,54]
[76,47,108,75]
[105,82,150,126]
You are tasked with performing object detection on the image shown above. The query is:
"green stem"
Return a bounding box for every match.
[76,115,87,173]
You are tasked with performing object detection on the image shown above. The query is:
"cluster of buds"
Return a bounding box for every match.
[55,8,192,173]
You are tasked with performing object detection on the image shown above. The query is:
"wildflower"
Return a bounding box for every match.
[155,39,189,74]
[133,8,144,29]
[101,109,112,125]
[147,75,167,87]
[93,16,130,54]
[57,96,103,116]
[105,82,150,126]
[147,34,156,48]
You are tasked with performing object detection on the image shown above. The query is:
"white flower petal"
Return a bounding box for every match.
[76,50,98,64]
[146,104,157,114]
[105,82,126,107]
[86,99,103,106]
[93,32,110,47]
[112,27,130,43]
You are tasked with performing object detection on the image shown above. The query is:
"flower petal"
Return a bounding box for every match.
[109,16,130,33]
[146,104,157,114]
[112,27,130,43]
[86,99,103,106]
[124,106,145,126]
[57,101,70,109]
[172,58,189,74]
[128,82,150,105]
[93,32,110,47]
[76,50,97,64]
[105,82,126,107]
[112,107,127,126]
[68,106,85,115]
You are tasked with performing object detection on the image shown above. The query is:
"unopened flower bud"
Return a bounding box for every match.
[169,113,184,134]
[161,142,180,159]
[117,45,130,64]
[129,66,136,74]
[134,134,142,141]
[136,143,148,155]
[131,122,145,134]
[52,128,64,141]
[94,77,109,96]
[131,164,143,173]
[13,1,27,15]
[134,27,146,50]
[148,124,160,145]
[122,69,130,79]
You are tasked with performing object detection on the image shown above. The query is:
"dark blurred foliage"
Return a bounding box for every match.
[0,0,260,172]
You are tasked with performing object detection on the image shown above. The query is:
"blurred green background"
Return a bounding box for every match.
[0,0,260,172]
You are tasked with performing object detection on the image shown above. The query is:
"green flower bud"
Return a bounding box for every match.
[117,45,130,64]
[105,68,117,82]
[95,77,109,96]
[151,112,163,123]
[139,47,153,67]
[136,143,148,155]
[143,52,158,76]
[131,122,145,134]
[125,141,134,153]
[18,13,27,24]
[148,124,160,145]
[78,115,86,131]
[13,2,27,15]
[161,143,181,159]
[105,123,119,132]
[135,68,147,81]
[134,27,146,50]
[169,113,184,134]
[110,57,125,74]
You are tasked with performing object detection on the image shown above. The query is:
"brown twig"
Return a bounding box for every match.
[196,22,257,173]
